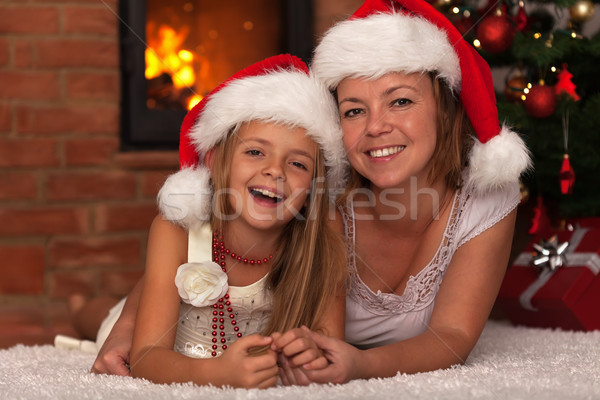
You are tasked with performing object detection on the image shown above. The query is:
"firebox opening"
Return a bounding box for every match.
[120,0,313,151]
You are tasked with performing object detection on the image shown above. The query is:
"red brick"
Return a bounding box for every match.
[49,270,96,300]
[36,39,118,68]
[0,206,89,236]
[114,151,179,169]
[0,139,60,167]
[0,38,9,67]
[95,203,158,233]
[0,71,60,100]
[65,138,118,166]
[33,0,117,4]
[0,304,47,348]
[15,40,33,68]
[0,172,37,200]
[46,171,136,201]
[0,103,10,132]
[141,171,171,197]
[66,71,119,101]
[99,269,144,297]
[0,245,45,294]
[64,6,118,35]
[0,6,59,34]
[16,104,118,135]
[49,237,141,268]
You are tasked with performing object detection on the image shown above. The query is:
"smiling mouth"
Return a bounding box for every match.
[368,145,405,158]
[249,187,285,203]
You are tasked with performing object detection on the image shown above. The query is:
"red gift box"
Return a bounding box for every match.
[496,220,600,331]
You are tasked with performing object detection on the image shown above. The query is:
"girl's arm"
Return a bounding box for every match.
[129,216,279,388]
[305,208,517,383]
[91,277,143,375]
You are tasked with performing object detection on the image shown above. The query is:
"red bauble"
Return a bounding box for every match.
[476,14,514,54]
[524,83,556,118]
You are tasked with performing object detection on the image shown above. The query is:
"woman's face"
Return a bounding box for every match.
[337,72,438,190]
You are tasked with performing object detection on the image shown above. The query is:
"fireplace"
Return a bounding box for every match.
[119,0,313,150]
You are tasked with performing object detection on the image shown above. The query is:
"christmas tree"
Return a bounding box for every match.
[434,0,600,223]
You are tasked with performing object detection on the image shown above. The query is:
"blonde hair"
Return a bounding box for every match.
[210,123,347,335]
[339,73,473,200]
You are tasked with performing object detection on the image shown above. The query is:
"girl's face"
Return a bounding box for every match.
[225,121,317,233]
[337,72,438,190]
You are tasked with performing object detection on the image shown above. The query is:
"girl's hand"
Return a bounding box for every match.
[215,334,279,389]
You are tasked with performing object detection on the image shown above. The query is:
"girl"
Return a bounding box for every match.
[273,0,531,384]
[98,55,347,388]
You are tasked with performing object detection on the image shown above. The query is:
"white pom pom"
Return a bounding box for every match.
[157,167,212,229]
[466,126,532,193]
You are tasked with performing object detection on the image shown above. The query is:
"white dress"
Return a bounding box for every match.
[174,224,273,358]
[341,180,520,349]
[94,225,273,358]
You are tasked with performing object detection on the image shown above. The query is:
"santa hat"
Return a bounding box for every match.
[158,54,347,229]
[311,0,531,193]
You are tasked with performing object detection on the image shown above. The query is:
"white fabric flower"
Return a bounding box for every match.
[174,262,228,307]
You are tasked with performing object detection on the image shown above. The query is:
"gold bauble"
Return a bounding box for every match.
[569,0,595,23]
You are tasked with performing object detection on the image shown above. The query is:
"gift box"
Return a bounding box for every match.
[496,219,600,331]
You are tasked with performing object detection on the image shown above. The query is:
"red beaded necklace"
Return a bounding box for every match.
[210,231,273,357]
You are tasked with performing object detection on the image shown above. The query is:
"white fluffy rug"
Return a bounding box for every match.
[1,320,599,400]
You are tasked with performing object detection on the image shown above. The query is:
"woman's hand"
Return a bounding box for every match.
[300,327,361,385]
[271,327,327,369]
[215,334,279,389]
[271,327,329,386]
[91,324,132,376]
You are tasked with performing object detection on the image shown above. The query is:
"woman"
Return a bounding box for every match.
[272,0,530,383]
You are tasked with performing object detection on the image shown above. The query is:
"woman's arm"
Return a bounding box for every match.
[129,216,279,388]
[305,208,517,383]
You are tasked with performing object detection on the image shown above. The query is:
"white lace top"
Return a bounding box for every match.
[342,180,520,349]
[173,225,272,358]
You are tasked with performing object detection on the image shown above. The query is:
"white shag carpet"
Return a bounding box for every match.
[1,320,599,400]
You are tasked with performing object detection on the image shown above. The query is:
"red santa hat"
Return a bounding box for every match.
[158,54,347,229]
[311,0,531,193]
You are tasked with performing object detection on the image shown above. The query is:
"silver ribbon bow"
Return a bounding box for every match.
[531,235,569,272]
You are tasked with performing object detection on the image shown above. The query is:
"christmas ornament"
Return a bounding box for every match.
[528,196,552,235]
[476,9,515,54]
[514,1,528,32]
[555,63,580,101]
[559,154,576,194]
[531,235,569,272]
[524,81,556,118]
[505,72,528,103]
[569,0,595,23]
[559,110,575,195]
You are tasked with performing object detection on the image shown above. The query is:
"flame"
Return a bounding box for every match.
[145,25,198,110]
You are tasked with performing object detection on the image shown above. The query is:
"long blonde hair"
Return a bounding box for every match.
[209,123,347,335]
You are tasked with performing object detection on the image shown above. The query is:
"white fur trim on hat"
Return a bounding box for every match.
[157,167,212,230]
[312,12,461,91]
[466,125,532,193]
[191,70,348,189]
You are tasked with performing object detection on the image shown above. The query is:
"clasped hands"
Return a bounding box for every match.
[270,325,329,386]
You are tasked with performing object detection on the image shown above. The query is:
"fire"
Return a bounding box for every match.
[145,24,199,110]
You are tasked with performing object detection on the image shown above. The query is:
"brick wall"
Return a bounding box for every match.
[0,0,362,347]
[0,0,178,346]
